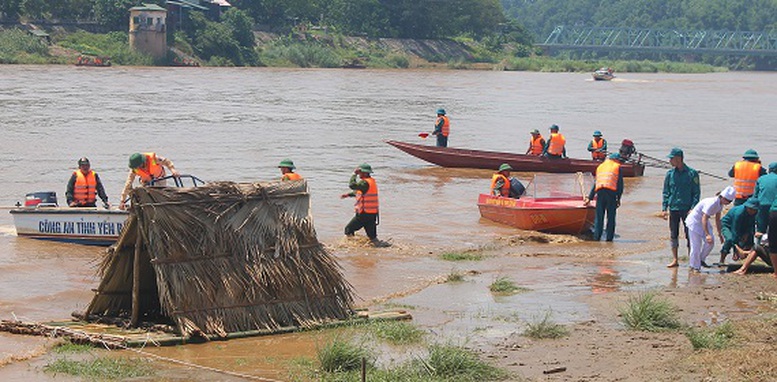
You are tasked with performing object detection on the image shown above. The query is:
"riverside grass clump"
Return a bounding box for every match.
[368,320,426,345]
[317,335,375,373]
[58,31,154,66]
[489,276,528,295]
[440,252,484,261]
[44,357,154,380]
[685,322,736,350]
[292,342,508,382]
[619,291,681,332]
[524,311,569,339]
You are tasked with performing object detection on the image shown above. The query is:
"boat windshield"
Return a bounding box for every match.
[521,173,594,199]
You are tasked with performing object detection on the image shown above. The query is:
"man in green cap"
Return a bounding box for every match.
[662,148,700,268]
[720,197,759,265]
[587,130,607,161]
[432,108,450,147]
[754,162,777,237]
[490,163,525,198]
[525,129,545,156]
[278,159,302,181]
[728,149,766,206]
[119,152,179,210]
[341,163,387,247]
[584,152,624,241]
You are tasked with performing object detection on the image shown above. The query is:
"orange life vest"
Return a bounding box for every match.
[490,173,511,196]
[529,135,544,155]
[73,170,97,206]
[591,138,606,160]
[595,159,621,191]
[547,133,566,156]
[355,177,379,214]
[437,115,450,137]
[282,172,302,181]
[133,152,165,185]
[733,160,761,198]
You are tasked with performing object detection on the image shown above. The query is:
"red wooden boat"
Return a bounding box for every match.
[477,194,595,234]
[386,141,644,177]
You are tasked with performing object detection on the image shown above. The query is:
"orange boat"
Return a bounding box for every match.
[477,194,595,235]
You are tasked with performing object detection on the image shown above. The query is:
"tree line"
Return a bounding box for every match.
[501,0,777,40]
[1,0,509,40]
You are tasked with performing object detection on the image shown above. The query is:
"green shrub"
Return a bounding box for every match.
[619,291,681,332]
[489,277,527,295]
[317,335,374,373]
[369,320,426,345]
[440,252,483,261]
[524,311,569,339]
[418,343,508,381]
[44,357,153,379]
[0,29,50,64]
[685,322,735,350]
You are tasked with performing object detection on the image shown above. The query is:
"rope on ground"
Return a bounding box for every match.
[0,319,285,382]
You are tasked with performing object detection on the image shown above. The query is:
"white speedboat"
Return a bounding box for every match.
[10,192,128,246]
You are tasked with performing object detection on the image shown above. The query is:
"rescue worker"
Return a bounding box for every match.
[684,186,735,273]
[490,163,525,198]
[432,108,450,147]
[754,162,777,237]
[728,149,766,206]
[542,124,566,159]
[119,152,179,210]
[525,129,545,156]
[662,148,701,268]
[584,152,624,241]
[719,197,759,264]
[65,157,110,208]
[340,163,387,247]
[278,159,302,181]
[587,130,607,161]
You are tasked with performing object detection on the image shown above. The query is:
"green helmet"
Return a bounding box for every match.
[128,153,144,169]
[359,163,373,174]
[436,108,446,115]
[498,163,513,172]
[743,149,759,160]
[278,158,295,169]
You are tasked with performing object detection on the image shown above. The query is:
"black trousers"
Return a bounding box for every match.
[345,213,378,240]
[668,210,689,248]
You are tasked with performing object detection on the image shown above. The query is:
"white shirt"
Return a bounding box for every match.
[685,196,724,234]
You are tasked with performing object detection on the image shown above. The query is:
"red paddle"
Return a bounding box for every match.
[418,132,430,138]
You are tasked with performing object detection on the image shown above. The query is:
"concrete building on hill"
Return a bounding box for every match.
[129,4,167,59]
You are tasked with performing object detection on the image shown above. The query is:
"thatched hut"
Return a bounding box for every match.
[83,180,355,338]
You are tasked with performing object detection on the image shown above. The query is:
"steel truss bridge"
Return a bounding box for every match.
[538,26,777,57]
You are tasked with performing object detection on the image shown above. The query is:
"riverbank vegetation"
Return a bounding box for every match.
[2,0,764,70]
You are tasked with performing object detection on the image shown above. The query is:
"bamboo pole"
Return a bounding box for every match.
[131,232,141,327]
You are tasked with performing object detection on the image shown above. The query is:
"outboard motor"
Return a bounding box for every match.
[619,139,636,161]
[24,192,58,208]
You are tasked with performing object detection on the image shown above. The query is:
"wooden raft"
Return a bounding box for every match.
[0,310,412,348]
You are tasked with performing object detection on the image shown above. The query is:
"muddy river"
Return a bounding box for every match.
[0,66,775,380]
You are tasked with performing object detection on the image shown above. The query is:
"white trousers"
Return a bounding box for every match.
[688,228,714,270]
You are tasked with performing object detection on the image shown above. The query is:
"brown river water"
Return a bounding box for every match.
[0,66,775,380]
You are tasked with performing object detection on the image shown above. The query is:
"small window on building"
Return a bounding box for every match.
[133,16,140,25]
[157,17,162,25]
[147,17,153,25]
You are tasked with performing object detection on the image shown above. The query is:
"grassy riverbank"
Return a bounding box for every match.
[0,28,727,73]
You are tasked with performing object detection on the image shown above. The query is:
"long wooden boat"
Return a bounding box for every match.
[477,194,595,234]
[10,207,128,245]
[387,140,645,177]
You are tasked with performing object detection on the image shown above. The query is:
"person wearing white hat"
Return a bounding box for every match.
[684,186,736,272]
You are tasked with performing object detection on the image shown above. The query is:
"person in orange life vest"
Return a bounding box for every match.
[432,108,450,147]
[340,163,385,246]
[541,124,567,159]
[525,129,545,156]
[119,152,179,210]
[587,130,607,161]
[728,149,766,206]
[584,152,624,241]
[278,159,302,181]
[66,157,110,208]
[491,163,525,198]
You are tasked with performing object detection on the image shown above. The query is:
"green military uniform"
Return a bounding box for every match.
[720,200,758,255]
[754,163,777,233]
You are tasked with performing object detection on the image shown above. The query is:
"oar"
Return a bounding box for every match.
[639,152,728,181]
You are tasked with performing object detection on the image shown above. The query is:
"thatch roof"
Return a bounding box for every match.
[84,180,354,338]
